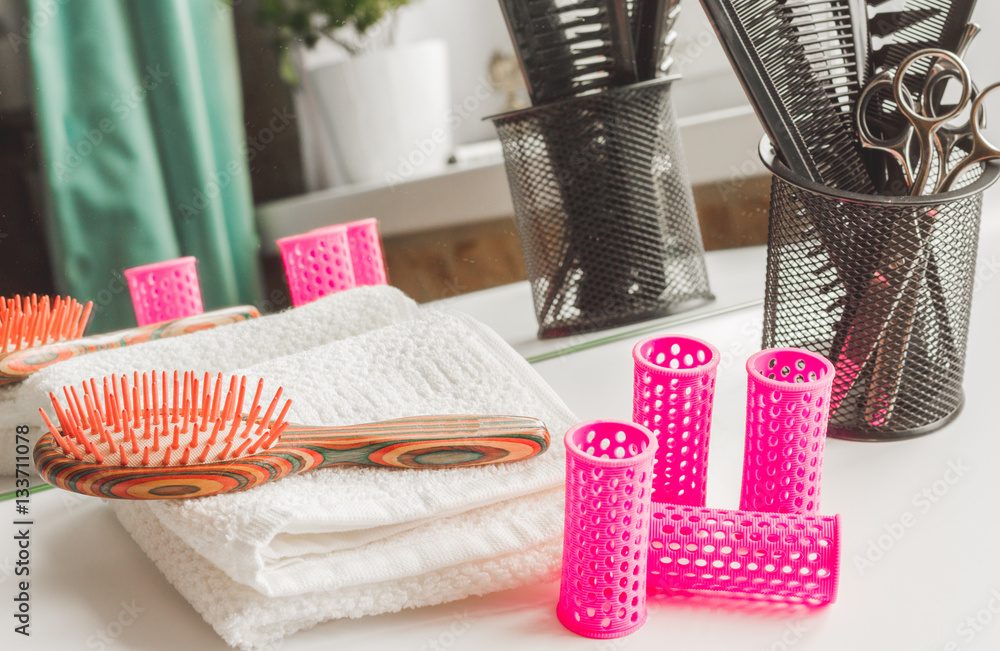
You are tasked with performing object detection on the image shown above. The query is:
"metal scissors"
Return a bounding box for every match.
[857,49,973,196]
[937,80,1000,192]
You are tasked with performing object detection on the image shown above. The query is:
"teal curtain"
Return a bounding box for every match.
[30,0,261,332]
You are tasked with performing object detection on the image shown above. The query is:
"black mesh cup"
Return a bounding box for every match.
[490,78,713,339]
[759,137,1000,441]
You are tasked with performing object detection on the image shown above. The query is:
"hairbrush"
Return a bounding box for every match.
[0,306,258,386]
[1,295,92,354]
[33,371,551,500]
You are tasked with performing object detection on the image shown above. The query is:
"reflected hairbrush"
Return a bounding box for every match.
[0,306,259,386]
[1,295,92,354]
[33,371,551,500]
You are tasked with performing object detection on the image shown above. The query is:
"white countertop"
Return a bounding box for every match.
[4,187,1000,650]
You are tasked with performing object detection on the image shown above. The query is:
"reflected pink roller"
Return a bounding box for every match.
[277,225,356,307]
[124,257,204,327]
[633,335,719,506]
[647,504,840,606]
[557,421,656,639]
[741,348,835,515]
[345,218,388,287]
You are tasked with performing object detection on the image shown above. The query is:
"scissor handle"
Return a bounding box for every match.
[895,49,973,195]
[857,70,917,187]
[921,68,982,128]
[939,80,1000,193]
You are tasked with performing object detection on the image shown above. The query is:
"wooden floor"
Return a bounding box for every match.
[375,175,772,304]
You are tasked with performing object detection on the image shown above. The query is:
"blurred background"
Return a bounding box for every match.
[2,0,998,331]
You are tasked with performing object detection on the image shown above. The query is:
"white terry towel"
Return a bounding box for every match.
[116,310,574,595]
[0,286,419,475]
[112,495,563,651]
[109,309,575,650]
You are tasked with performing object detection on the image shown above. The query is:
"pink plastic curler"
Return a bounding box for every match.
[124,257,204,327]
[741,348,836,515]
[647,504,840,606]
[344,218,388,287]
[277,225,356,307]
[632,335,719,506]
[557,421,657,639]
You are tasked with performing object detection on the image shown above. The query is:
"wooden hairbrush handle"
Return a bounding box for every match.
[34,415,550,500]
[0,306,259,386]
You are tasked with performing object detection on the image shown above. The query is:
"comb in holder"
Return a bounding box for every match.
[499,0,637,104]
[700,0,874,193]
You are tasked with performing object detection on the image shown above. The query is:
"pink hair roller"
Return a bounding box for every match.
[557,421,657,639]
[632,335,719,506]
[344,218,388,287]
[277,225,356,307]
[647,504,840,606]
[124,257,204,327]
[741,348,836,515]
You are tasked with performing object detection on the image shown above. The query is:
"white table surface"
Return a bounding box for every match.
[4,187,1000,650]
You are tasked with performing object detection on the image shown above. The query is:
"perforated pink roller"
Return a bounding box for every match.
[647,504,840,606]
[345,218,388,287]
[124,257,204,327]
[277,225,356,307]
[558,421,656,639]
[741,348,836,515]
[633,335,719,506]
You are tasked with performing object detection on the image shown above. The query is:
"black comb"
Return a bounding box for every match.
[499,0,637,104]
[700,0,875,193]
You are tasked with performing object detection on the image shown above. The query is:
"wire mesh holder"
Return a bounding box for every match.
[490,77,714,339]
[759,137,1000,441]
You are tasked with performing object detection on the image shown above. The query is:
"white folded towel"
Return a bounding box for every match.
[0,286,419,475]
[126,310,574,598]
[111,493,563,651]
[109,306,574,650]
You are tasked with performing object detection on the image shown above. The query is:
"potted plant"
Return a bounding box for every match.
[256,0,452,186]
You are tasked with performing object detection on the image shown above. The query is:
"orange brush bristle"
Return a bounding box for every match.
[41,371,292,468]
[0,295,92,354]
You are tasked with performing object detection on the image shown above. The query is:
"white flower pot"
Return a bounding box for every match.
[307,39,452,186]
